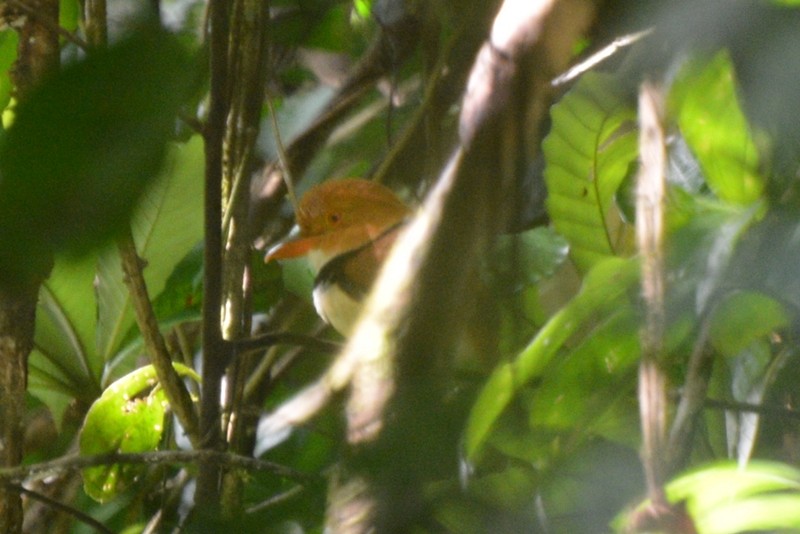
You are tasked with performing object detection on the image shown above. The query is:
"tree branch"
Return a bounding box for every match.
[635,80,668,506]
[196,0,231,508]
[0,450,315,485]
[4,483,114,534]
[118,235,201,447]
[0,1,59,531]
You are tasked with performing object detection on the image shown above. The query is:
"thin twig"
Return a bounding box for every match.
[245,484,305,514]
[551,28,653,87]
[0,450,315,484]
[667,316,714,473]
[234,332,341,355]
[4,483,114,534]
[266,96,299,213]
[702,396,800,421]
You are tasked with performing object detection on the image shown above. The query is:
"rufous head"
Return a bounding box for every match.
[265,179,411,269]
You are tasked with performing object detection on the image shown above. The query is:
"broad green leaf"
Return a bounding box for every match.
[96,135,204,362]
[80,363,199,502]
[28,254,103,422]
[465,257,639,458]
[670,52,763,204]
[709,291,788,357]
[0,22,198,285]
[529,309,639,442]
[543,72,638,272]
[666,461,800,534]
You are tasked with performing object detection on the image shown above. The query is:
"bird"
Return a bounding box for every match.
[265,178,412,336]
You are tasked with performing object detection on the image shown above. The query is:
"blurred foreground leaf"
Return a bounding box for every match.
[0,22,197,285]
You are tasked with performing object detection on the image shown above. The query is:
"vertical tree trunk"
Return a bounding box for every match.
[0,1,60,532]
[0,286,38,533]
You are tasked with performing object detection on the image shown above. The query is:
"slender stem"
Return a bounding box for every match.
[635,80,668,506]
[4,483,114,534]
[196,0,231,508]
[118,235,201,447]
[0,450,315,484]
[235,332,341,355]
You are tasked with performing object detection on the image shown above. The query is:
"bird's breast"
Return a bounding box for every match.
[312,282,363,337]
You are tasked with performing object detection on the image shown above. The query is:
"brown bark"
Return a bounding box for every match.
[0,285,39,533]
[0,1,59,532]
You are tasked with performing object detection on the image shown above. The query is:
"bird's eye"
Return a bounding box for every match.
[328,213,340,224]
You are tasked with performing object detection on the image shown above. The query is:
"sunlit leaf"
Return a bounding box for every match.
[543,72,638,272]
[667,461,800,534]
[670,52,763,205]
[79,363,199,502]
[353,0,372,19]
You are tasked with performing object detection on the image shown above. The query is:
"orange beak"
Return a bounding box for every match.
[265,230,319,262]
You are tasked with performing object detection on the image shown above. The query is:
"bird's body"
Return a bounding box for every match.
[266,179,411,335]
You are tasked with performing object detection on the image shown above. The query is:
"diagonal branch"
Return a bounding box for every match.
[118,235,201,447]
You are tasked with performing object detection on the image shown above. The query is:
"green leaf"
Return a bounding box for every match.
[709,291,788,357]
[670,51,763,205]
[0,31,18,127]
[96,135,205,361]
[79,363,198,502]
[150,244,204,323]
[465,257,639,458]
[491,227,569,289]
[28,254,103,422]
[528,309,640,442]
[666,461,800,534]
[0,22,198,285]
[353,0,372,19]
[59,0,80,32]
[543,72,638,272]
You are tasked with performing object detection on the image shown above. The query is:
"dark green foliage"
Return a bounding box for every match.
[0,22,197,285]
